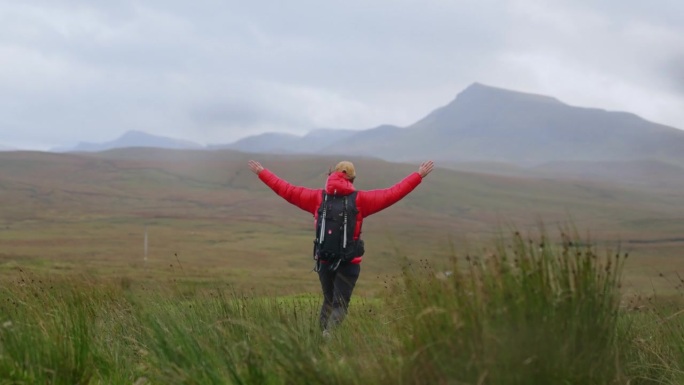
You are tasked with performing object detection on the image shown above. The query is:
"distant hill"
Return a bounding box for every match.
[320,83,684,166]
[55,130,204,152]
[53,128,359,154]
[0,144,16,151]
[218,83,684,169]
[210,128,358,153]
[47,83,684,172]
[210,132,301,153]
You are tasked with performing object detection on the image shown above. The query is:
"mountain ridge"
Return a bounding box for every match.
[48,83,684,169]
[339,83,684,165]
[209,128,358,153]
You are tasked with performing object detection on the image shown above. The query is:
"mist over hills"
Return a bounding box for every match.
[208,129,357,153]
[53,130,204,152]
[52,83,684,172]
[319,83,684,165]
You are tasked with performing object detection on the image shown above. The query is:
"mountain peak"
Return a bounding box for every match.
[409,83,565,132]
[457,82,563,105]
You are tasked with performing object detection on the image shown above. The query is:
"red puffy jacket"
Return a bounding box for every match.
[258,169,423,264]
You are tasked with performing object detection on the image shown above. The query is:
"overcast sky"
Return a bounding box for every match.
[1,0,683,150]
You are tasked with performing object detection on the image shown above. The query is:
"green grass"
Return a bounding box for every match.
[1,230,683,384]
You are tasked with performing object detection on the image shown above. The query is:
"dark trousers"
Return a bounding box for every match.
[317,262,361,331]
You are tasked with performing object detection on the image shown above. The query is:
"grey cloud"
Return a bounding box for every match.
[190,99,310,131]
[1,0,684,149]
[572,0,682,28]
[666,54,684,94]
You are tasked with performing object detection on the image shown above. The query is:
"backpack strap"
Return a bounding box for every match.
[343,195,348,249]
[318,192,328,245]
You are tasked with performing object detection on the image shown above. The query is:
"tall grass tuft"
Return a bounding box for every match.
[136,289,395,385]
[389,228,627,384]
[0,273,139,384]
[620,279,684,384]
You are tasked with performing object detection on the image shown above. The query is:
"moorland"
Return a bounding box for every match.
[1,147,684,384]
[1,148,683,292]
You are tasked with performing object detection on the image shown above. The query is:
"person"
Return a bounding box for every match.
[248,159,434,333]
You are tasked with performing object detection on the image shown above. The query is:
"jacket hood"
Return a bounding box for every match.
[325,171,356,195]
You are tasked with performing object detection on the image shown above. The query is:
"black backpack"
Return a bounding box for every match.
[313,191,364,271]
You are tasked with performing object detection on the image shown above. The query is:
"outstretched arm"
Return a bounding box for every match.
[248,160,321,214]
[357,160,434,217]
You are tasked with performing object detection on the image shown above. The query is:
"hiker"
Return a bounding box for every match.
[248,159,434,333]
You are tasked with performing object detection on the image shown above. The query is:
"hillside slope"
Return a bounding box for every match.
[324,83,684,165]
[1,149,683,251]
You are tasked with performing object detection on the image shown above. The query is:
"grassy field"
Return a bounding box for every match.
[1,230,683,384]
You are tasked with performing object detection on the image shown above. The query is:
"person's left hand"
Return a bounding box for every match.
[248,160,264,175]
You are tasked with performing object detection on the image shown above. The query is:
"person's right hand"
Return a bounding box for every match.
[418,160,434,178]
[248,160,264,175]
